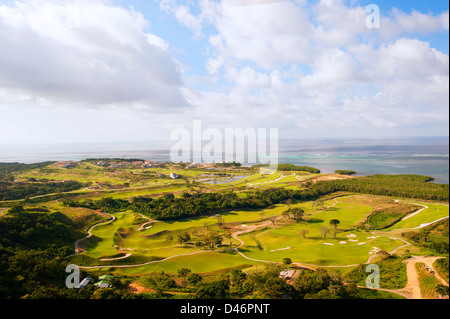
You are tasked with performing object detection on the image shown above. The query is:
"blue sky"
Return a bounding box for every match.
[0,0,448,144]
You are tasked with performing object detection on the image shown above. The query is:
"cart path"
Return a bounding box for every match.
[73,214,116,254]
[73,196,449,300]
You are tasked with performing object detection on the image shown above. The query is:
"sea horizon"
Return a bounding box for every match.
[0,136,448,184]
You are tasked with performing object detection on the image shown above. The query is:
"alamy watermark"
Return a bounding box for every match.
[365,264,380,288]
[366,4,380,29]
[170,120,279,173]
[65,264,80,289]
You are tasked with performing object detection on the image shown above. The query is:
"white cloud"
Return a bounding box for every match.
[1,0,448,143]
[0,0,188,111]
[169,0,448,135]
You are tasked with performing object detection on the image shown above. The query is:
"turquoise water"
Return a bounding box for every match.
[278,155,448,184]
[277,137,448,183]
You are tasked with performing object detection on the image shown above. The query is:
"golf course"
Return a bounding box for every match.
[1,160,448,299]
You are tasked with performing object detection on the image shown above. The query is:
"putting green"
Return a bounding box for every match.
[112,250,263,275]
[77,195,445,273]
[238,230,403,266]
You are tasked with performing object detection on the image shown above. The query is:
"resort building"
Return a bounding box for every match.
[95,274,112,288]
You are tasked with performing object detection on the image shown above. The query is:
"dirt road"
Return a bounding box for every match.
[362,256,448,299]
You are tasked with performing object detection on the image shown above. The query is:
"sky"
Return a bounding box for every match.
[0,0,448,145]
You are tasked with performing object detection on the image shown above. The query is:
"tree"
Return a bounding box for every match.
[230,269,246,284]
[377,250,390,260]
[300,229,309,239]
[286,199,292,208]
[314,200,325,210]
[8,205,25,215]
[178,268,192,286]
[165,234,174,246]
[258,277,291,299]
[269,216,277,225]
[282,211,290,221]
[319,226,329,239]
[259,212,266,220]
[205,232,223,249]
[177,232,191,246]
[216,215,224,227]
[291,208,304,221]
[436,284,449,297]
[195,279,230,299]
[224,231,233,246]
[283,258,292,266]
[188,273,203,286]
[329,219,340,230]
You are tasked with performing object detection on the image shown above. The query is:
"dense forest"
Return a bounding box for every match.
[313,175,449,202]
[0,206,81,250]
[335,170,357,175]
[0,180,86,201]
[62,188,309,220]
[403,219,449,254]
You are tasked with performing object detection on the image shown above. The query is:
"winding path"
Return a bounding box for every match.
[74,196,449,299]
[73,214,116,254]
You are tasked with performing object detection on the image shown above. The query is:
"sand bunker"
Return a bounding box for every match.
[367,236,377,239]
[339,241,347,244]
[323,243,334,246]
[346,234,357,238]
[270,247,291,252]
[357,242,366,245]
[348,239,359,242]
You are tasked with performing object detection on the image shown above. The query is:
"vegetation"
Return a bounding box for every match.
[0,180,86,201]
[0,206,81,250]
[434,258,449,283]
[415,263,446,299]
[0,160,448,300]
[361,203,419,230]
[255,163,320,173]
[0,162,54,181]
[335,170,357,175]
[403,219,449,254]
[346,256,407,290]
[315,175,448,201]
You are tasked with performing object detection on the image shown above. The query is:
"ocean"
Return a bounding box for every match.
[0,137,448,184]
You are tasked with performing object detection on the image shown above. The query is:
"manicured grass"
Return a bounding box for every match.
[81,212,136,258]
[239,229,403,266]
[384,202,449,230]
[236,196,407,266]
[112,250,263,275]
[77,195,443,274]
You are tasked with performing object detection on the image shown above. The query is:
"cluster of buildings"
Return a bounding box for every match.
[54,161,78,168]
[79,274,112,289]
[96,160,155,168]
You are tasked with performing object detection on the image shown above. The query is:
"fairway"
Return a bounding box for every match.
[114,250,263,275]
[72,194,444,273]
[384,202,449,230]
